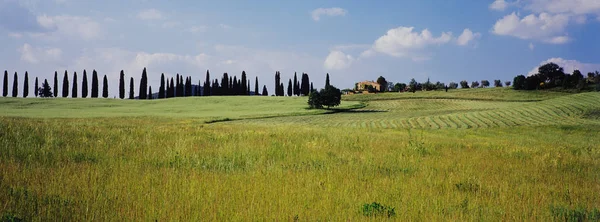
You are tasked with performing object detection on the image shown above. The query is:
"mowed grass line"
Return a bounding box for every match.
[1,117,599,220]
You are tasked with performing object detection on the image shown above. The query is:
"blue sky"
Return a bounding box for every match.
[1,0,599,96]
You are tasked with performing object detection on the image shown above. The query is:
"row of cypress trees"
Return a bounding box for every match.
[3,68,316,98]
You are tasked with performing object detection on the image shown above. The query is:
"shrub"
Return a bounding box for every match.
[361,202,396,218]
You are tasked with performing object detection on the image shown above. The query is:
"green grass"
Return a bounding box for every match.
[0,88,599,220]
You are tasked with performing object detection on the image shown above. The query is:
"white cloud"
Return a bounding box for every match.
[17,43,62,64]
[492,12,570,44]
[366,26,452,58]
[324,51,354,70]
[456,29,481,46]
[35,14,101,40]
[529,42,535,50]
[526,0,600,16]
[490,0,509,11]
[137,9,164,20]
[528,57,600,75]
[311,7,347,21]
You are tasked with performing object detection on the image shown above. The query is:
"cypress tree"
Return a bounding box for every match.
[119,70,125,99]
[12,72,18,97]
[255,77,259,96]
[34,77,39,97]
[274,71,280,96]
[280,83,284,97]
[301,73,310,96]
[53,71,58,97]
[159,73,165,99]
[185,76,191,96]
[148,86,152,100]
[23,71,29,98]
[72,72,77,98]
[203,70,210,96]
[262,85,268,96]
[241,71,247,95]
[247,82,250,95]
[2,71,7,97]
[293,72,299,96]
[229,76,233,94]
[129,77,134,99]
[310,82,314,92]
[287,79,292,96]
[325,73,330,87]
[91,70,99,98]
[233,76,238,95]
[165,79,170,98]
[62,71,69,98]
[102,75,108,98]
[221,73,229,95]
[169,77,175,98]
[139,68,147,99]
[82,70,88,98]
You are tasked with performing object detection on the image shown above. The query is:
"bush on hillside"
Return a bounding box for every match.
[308,85,341,109]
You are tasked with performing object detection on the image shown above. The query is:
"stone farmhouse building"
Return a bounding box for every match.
[355,80,381,92]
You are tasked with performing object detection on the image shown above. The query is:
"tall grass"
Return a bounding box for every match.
[1,117,599,220]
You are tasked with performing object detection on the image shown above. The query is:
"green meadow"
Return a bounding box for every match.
[1,88,600,221]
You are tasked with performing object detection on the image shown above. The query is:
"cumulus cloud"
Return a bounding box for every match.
[324,51,354,70]
[492,12,570,44]
[528,57,600,75]
[365,26,452,59]
[35,14,101,40]
[311,7,347,21]
[456,29,481,46]
[526,0,600,16]
[137,9,164,20]
[18,43,62,64]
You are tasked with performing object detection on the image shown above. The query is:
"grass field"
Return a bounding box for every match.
[1,88,599,221]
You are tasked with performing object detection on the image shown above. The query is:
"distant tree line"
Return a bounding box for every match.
[512,63,600,91]
[353,76,513,94]
[1,68,317,99]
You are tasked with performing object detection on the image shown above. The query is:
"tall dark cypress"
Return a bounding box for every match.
[221,73,229,95]
[169,77,175,97]
[148,86,152,100]
[197,80,202,96]
[203,70,210,96]
[301,73,310,96]
[82,70,88,98]
[23,71,29,98]
[91,70,99,98]
[185,76,191,97]
[255,77,259,96]
[53,71,58,97]
[102,75,108,98]
[2,71,7,97]
[139,68,147,99]
[12,72,18,97]
[34,77,39,97]
[165,79,170,98]
[310,82,314,92]
[325,73,330,87]
[241,71,247,95]
[72,72,77,98]
[280,83,284,96]
[247,82,250,95]
[129,77,134,99]
[62,71,69,98]
[287,79,292,96]
[233,76,238,95]
[293,72,299,96]
[119,70,125,99]
[274,71,280,96]
[159,73,165,99]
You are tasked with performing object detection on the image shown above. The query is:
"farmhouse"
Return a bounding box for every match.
[356,80,381,92]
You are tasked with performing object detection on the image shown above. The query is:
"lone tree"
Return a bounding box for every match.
[537,62,564,87]
[119,70,125,99]
[139,68,148,99]
[325,73,331,87]
[262,85,268,96]
[62,71,69,98]
[72,72,78,98]
[481,80,490,88]
[40,79,52,98]
[129,77,134,99]
[53,71,58,97]
[460,80,469,89]
[376,76,388,92]
[3,71,7,97]
[91,70,99,98]
[12,72,18,97]
[308,85,342,109]
[102,75,108,98]
[471,81,480,88]
[82,70,88,98]
[34,77,39,97]
[23,71,29,98]
[494,80,502,87]
[159,73,165,99]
